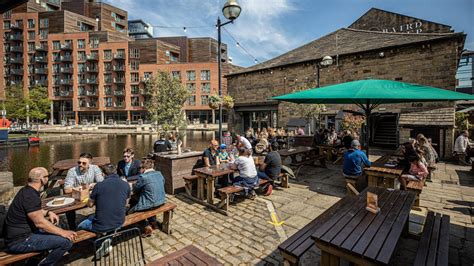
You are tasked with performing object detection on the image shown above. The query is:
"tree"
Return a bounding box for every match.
[4,85,28,120]
[26,86,51,123]
[145,71,190,145]
[287,88,325,133]
[4,85,51,125]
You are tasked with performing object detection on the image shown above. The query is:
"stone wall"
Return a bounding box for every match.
[0,172,14,206]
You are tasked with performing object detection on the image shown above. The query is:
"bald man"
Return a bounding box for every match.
[202,139,221,167]
[2,167,76,265]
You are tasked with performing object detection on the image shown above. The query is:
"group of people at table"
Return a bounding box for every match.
[2,148,166,265]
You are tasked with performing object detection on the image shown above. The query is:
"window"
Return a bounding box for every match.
[52,52,60,62]
[28,43,35,52]
[77,51,86,61]
[186,70,195,81]
[90,38,99,48]
[144,72,152,80]
[171,71,181,80]
[131,73,139,82]
[105,97,113,107]
[170,52,179,62]
[129,48,139,58]
[200,70,211,81]
[78,63,86,73]
[130,60,139,71]
[3,21,10,30]
[53,64,60,74]
[77,39,85,49]
[201,95,209,105]
[131,85,139,94]
[131,96,140,106]
[53,41,60,50]
[104,50,112,60]
[27,31,35,40]
[115,97,124,107]
[15,20,22,27]
[116,49,125,58]
[27,19,35,29]
[201,83,211,94]
[104,73,112,83]
[186,83,196,93]
[39,29,47,40]
[39,18,48,28]
[104,62,112,71]
[188,96,196,106]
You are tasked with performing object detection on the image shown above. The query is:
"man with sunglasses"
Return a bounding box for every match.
[117,147,141,181]
[64,152,104,230]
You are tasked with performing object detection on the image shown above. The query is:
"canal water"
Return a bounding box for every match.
[0,131,214,186]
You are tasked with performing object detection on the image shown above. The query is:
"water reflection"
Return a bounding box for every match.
[0,131,214,186]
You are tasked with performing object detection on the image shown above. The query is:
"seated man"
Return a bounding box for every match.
[77,164,130,234]
[129,159,166,237]
[343,140,372,191]
[64,152,104,230]
[257,143,282,181]
[2,167,76,265]
[231,148,259,199]
[117,147,141,181]
[153,134,172,153]
[203,139,221,167]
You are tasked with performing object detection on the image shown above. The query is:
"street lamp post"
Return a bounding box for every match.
[217,0,241,143]
[316,55,333,88]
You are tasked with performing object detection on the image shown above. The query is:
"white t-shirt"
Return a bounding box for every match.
[234,156,257,179]
[239,136,252,150]
[454,135,468,153]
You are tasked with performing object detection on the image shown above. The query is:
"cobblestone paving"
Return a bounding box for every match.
[66,155,474,265]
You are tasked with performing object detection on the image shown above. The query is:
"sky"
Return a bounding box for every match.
[105,0,474,67]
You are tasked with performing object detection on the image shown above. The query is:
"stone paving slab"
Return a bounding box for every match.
[64,160,473,265]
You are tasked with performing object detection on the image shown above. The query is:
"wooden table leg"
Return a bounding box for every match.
[197,176,204,200]
[206,177,215,205]
[367,174,377,187]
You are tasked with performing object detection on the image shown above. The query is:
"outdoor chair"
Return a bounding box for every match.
[93,227,145,266]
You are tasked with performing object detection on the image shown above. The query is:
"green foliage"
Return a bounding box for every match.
[208,94,221,109]
[4,86,51,121]
[145,71,190,136]
[455,112,469,130]
[341,113,365,134]
[222,95,234,109]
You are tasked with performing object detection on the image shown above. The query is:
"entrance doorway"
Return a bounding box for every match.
[242,110,278,132]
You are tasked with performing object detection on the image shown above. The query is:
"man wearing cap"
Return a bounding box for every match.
[343,140,372,191]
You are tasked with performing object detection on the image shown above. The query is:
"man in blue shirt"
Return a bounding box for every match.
[117,147,141,181]
[343,140,372,191]
[78,164,131,233]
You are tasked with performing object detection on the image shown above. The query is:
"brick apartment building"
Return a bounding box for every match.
[226,8,466,158]
[1,0,234,125]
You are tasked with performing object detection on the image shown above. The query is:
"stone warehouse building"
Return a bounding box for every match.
[226,8,466,158]
[0,0,235,124]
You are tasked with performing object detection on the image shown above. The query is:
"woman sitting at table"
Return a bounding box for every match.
[418,136,437,167]
[231,147,259,199]
[399,155,428,190]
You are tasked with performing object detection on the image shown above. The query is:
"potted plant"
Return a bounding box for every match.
[209,95,221,110]
[222,95,234,109]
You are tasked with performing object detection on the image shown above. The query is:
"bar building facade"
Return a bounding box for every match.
[226,8,466,157]
[1,0,234,125]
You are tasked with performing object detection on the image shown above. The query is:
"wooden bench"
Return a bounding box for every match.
[217,179,268,212]
[0,202,177,265]
[147,245,223,265]
[414,211,450,266]
[407,178,425,207]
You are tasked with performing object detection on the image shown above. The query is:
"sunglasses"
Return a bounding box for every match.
[77,161,88,165]
[123,155,131,158]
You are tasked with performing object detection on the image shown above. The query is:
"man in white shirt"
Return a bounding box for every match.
[231,147,258,199]
[454,130,471,165]
[236,134,252,154]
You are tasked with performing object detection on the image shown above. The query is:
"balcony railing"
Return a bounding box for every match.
[35,80,48,86]
[9,57,23,64]
[113,53,125,60]
[60,67,73,73]
[104,79,113,84]
[78,68,86,74]
[35,45,48,52]
[10,46,23,52]
[60,79,73,85]
[86,78,98,84]
[9,34,23,41]
[53,57,61,62]
[86,54,98,61]
[59,90,73,97]
[113,65,125,71]
[60,55,72,61]
[78,79,87,84]
[9,24,22,30]
[10,80,22,86]
[35,56,48,63]
[87,67,98,72]
[35,68,48,74]
[113,90,124,96]
[86,90,98,96]
[60,43,72,50]
[113,102,124,107]
[10,69,23,75]
[113,78,125,83]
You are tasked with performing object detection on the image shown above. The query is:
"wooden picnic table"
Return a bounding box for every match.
[311,187,415,265]
[315,144,342,161]
[278,146,315,163]
[147,245,223,266]
[193,163,235,205]
[42,195,87,214]
[364,155,404,189]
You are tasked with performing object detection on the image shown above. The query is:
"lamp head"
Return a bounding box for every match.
[222,0,241,21]
[320,55,333,66]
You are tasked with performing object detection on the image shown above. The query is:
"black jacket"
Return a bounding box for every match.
[117,159,141,181]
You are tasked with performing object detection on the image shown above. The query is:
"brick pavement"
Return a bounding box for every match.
[65,157,474,265]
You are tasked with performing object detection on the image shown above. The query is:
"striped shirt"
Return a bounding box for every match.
[64,164,104,189]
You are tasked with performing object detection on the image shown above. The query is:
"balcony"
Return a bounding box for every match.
[34,56,48,63]
[58,90,73,97]
[113,77,125,83]
[86,66,98,72]
[10,46,23,53]
[104,79,113,84]
[10,80,22,86]
[86,90,98,96]
[35,80,48,86]
[60,79,73,85]
[35,68,48,74]
[86,54,98,61]
[78,68,86,74]
[9,57,23,64]
[60,55,72,62]
[113,65,125,71]
[113,102,124,108]
[60,67,73,73]
[35,45,48,52]
[113,89,124,96]
[8,34,23,41]
[78,79,87,84]
[60,43,72,50]
[113,53,125,60]
[86,78,98,84]
[9,24,22,30]
[53,57,61,62]
[10,68,23,75]
[79,101,98,108]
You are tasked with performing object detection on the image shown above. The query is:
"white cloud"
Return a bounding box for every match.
[105,0,301,67]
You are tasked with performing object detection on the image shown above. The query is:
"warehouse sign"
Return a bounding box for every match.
[382,21,423,33]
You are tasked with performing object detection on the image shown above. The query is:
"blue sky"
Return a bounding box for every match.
[106,0,474,67]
